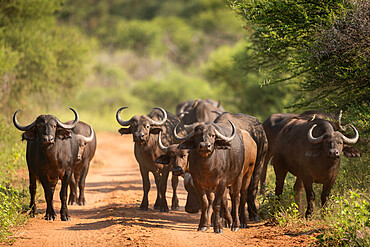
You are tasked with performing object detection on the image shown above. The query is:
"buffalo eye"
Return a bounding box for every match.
[146,124,150,129]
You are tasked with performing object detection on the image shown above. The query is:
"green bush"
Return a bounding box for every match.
[316,190,370,246]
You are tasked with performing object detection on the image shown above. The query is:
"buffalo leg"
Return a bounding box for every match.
[214,184,227,234]
[221,190,232,228]
[40,177,56,221]
[302,177,315,218]
[321,179,335,211]
[153,173,161,210]
[240,172,253,228]
[68,173,78,205]
[171,174,179,210]
[293,176,304,216]
[247,158,264,221]
[139,168,150,211]
[60,171,71,221]
[195,187,210,231]
[259,151,272,195]
[274,161,288,198]
[158,171,169,212]
[28,172,37,217]
[78,163,90,206]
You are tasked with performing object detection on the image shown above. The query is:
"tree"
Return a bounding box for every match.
[230,0,369,136]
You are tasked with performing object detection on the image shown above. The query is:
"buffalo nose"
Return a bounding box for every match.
[172,166,184,176]
[43,135,54,143]
[199,142,211,150]
[329,149,340,158]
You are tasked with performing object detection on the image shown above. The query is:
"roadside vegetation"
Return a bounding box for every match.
[0,0,368,244]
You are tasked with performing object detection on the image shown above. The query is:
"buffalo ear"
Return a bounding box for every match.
[58,128,72,139]
[119,127,131,135]
[22,130,36,141]
[178,139,196,149]
[343,145,361,158]
[155,155,170,165]
[150,126,162,134]
[215,139,231,149]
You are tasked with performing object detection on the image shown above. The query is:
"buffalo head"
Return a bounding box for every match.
[75,126,95,161]
[155,131,188,176]
[116,107,167,145]
[13,108,79,147]
[307,122,359,159]
[174,121,236,157]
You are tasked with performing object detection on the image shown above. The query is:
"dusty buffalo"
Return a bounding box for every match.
[13,108,80,221]
[176,99,225,125]
[259,110,360,194]
[67,121,96,206]
[176,120,257,233]
[273,117,360,217]
[116,107,185,212]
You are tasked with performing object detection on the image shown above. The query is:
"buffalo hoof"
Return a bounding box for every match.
[197,226,208,232]
[160,207,169,213]
[68,201,77,206]
[61,216,71,221]
[240,223,249,228]
[45,214,56,221]
[78,200,86,206]
[214,228,223,234]
[154,205,160,210]
[231,227,239,232]
[139,207,148,211]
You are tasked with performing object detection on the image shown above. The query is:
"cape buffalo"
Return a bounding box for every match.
[176,120,257,233]
[13,108,80,221]
[176,99,225,125]
[116,107,186,212]
[273,117,360,217]
[67,121,96,206]
[260,110,361,194]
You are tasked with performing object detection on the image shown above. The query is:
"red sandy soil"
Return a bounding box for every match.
[5,132,320,247]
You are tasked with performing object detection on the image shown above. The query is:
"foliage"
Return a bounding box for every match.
[315,190,370,246]
[0,0,95,113]
[202,40,296,120]
[0,116,28,243]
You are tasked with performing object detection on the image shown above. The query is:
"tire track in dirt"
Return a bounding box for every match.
[5,132,318,247]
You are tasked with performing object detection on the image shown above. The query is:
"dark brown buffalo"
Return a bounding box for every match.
[259,110,360,194]
[13,108,80,221]
[67,121,96,206]
[116,107,186,212]
[155,132,232,227]
[273,117,360,217]
[176,120,257,233]
[176,99,225,125]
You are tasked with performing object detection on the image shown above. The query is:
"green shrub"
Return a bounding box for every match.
[316,190,370,246]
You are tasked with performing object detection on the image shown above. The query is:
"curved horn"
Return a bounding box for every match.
[214,120,236,142]
[76,126,94,143]
[157,131,169,152]
[337,110,347,131]
[174,124,194,141]
[149,107,167,125]
[13,109,37,131]
[56,108,79,129]
[341,124,359,144]
[177,111,189,119]
[116,107,132,126]
[307,124,324,144]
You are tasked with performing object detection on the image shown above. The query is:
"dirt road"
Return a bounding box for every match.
[8,132,318,246]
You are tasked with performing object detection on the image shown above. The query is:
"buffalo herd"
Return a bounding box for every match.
[13,99,361,233]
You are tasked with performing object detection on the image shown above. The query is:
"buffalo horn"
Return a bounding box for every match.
[13,109,37,131]
[149,107,167,125]
[214,120,236,142]
[337,110,347,131]
[76,126,95,143]
[116,107,131,126]
[157,131,169,152]
[307,124,324,144]
[174,124,194,141]
[341,124,359,144]
[56,108,79,129]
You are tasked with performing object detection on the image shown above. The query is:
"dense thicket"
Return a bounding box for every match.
[230,0,369,137]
